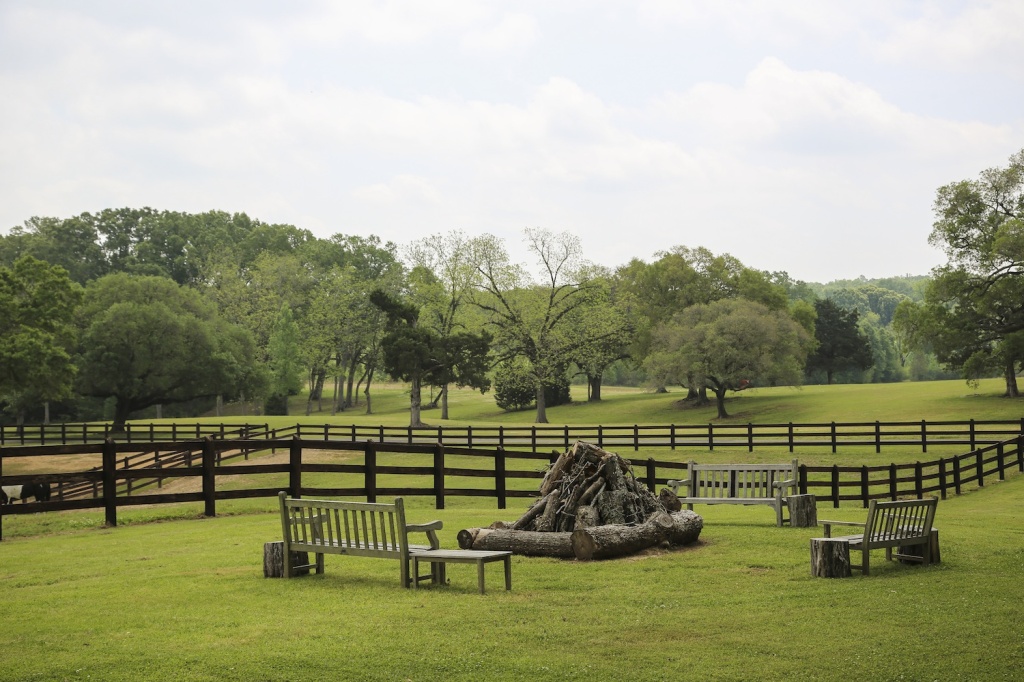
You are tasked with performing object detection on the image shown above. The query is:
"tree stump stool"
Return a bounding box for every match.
[810,537,851,578]
[263,541,311,578]
[787,494,817,528]
[898,528,941,565]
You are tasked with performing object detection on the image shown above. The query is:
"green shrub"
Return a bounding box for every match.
[493,360,571,411]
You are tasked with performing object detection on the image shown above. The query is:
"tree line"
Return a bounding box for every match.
[1,149,1020,428]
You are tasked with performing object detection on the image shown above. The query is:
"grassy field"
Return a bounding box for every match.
[210,377,1023,429]
[1,379,1022,680]
[0,473,1022,680]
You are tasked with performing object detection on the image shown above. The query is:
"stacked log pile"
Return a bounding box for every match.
[458,441,702,560]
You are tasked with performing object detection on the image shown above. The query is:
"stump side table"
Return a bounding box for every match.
[810,537,851,578]
[787,494,817,528]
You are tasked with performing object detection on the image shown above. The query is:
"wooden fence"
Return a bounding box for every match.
[2,430,1022,540]
[2,418,1023,452]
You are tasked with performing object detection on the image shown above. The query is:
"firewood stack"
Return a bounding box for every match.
[457,441,703,560]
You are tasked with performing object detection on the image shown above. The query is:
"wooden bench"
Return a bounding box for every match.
[667,460,799,527]
[278,493,442,587]
[412,549,512,594]
[821,497,938,576]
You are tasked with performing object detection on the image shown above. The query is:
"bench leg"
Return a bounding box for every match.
[504,556,512,592]
[412,557,420,590]
[477,560,486,594]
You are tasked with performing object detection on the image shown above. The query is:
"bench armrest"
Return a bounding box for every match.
[666,479,690,494]
[407,520,443,549]
[820,520,864,538]
[772,477,796,492]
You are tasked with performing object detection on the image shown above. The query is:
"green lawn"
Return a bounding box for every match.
[1,474,1022,680]
[2,379,1022,680]
[205,377,1022,429]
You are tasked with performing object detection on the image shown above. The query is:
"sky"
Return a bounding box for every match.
[1,1,1022,283]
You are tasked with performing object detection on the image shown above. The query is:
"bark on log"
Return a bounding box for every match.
[575,505,599,530]
[810,538,851,578]
[511,493,550,531]
[263,541,311,578]
[596,489,627,525]
[535,489,561,532]
[571,512,675,560]
[456,527,575,558]
[662,510,703,546]
[659,488,682,512]
[787,494,817,528]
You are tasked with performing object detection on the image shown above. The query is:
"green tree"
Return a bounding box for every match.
[473,229,606,423]
[645,299,811,419]
[76,274,257,430]
[0,256,82,424]
[806,299,873,384]
[926,148,1024,396]
[371,290,490,428]
[267,304,304,412]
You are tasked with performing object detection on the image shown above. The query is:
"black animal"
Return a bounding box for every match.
[1,482,51,504]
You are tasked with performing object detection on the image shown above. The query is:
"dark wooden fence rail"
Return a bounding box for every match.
[2,419,1023,452]
[2,432,1022,540]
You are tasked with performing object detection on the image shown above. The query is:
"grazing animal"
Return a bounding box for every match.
[0,482,51,504]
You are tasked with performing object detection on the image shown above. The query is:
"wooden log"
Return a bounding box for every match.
[539,447,576,496]
[596,488,627,525]
[511,493,551,531]
[456,527,575,558]
[535,489,561,532]
[571,512,676,560]
[575,505,599,530]
[810,538,851,578]
[659,488,682,512]
[897,528,941,565]
[787,494,818,528]
[263,541,311,578]
[662,510,703,546]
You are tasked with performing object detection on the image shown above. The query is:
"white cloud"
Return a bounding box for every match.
[460,12,539,53]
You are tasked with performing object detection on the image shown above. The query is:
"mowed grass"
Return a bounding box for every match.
[1,475,1023,681]
[207,377,1023,429]
[2,379,1023,680]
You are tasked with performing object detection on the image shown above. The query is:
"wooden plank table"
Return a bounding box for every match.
[412,549,512,594]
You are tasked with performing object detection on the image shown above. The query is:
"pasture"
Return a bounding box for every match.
[1,378,1022,680]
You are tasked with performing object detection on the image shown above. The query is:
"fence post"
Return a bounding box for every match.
[921,420,927,454]
[289,436,302,499]
[124,457,131,495]
[708,424,714,452]
[997,443,1006,481]
[499,425,505,450]
[747,423,754,453]
[364,441,376,503]
[953,455,962,495]
[976,450,984,487]
[564,425,570,450]
[1018,437,1023,473]
[202,437,216,517]
[938,457,947,500]
[102,438,118,527]
[467,425,473,449]
[670,424,676,450]
[495,447,507,510]
[433,442,445,510]
[860,466,869,508]
[875,421,881,454]
[830,422,837,454]
[914,461,923,499]
[788,423,794,453]
[798,464,807,495]
[597,425,603,449]
[633,425,639,451]
[531,426,537,454]
[407,425,413,445]
[889,463,898,501]
[969,419,975,451]
[830,465,840,508]
[646,458,657,493]
[61,422,67,445]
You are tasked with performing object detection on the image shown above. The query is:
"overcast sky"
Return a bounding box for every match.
[2,1,1022,283]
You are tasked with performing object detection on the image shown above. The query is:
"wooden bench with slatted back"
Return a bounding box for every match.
[667,460,799,526]
[278,492,442,587]
[822,497,938,575]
